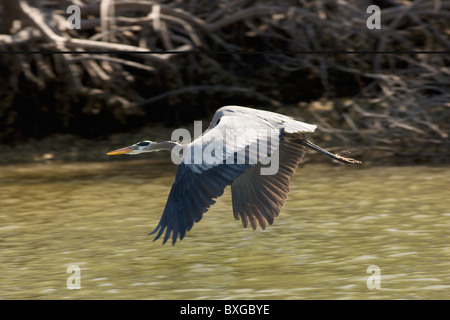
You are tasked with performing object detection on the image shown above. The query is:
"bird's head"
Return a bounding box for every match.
[107,140,154,155]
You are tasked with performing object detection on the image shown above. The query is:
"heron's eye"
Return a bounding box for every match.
[137,141,150,147]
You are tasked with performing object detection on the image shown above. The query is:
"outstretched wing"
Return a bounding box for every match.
[230,134,306,230]
[149,161,250,244]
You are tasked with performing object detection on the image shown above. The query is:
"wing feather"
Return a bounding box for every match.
[231,134,306,229]
[149,162,250,244]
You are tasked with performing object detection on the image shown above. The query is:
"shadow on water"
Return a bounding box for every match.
[0,161,449,299]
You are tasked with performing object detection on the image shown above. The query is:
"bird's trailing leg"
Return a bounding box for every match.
[300,139,362,164]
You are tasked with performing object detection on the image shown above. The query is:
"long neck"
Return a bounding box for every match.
[150,141,181,152]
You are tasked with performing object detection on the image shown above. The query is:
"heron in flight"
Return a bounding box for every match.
[107,105,361,244]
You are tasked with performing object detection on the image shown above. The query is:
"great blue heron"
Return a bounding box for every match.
[107,105,361,244]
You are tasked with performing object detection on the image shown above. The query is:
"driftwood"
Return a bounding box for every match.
[0,0,448,163]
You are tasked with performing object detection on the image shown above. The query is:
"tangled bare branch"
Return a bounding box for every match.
[0,0,448,163]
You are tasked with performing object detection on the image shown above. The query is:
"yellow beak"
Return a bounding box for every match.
[107,146,133,155]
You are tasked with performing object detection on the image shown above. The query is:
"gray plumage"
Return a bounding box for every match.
[107,105,362,245]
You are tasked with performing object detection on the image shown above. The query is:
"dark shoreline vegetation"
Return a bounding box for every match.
[0,1,448,165]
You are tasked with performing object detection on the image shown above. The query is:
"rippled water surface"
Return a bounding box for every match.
[1,160,449,299]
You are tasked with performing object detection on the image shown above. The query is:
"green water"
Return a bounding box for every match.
[0,161,449,299]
